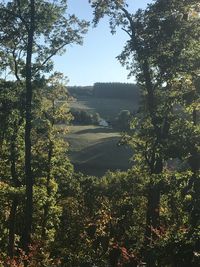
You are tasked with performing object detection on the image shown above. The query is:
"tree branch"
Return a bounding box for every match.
[12,47,21,82]
[34,42,69,75]
[122,27,132,37]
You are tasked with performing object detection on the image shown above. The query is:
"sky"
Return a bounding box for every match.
[53,0,153,86]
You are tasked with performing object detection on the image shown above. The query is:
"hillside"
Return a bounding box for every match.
[66,125,133,176]
[67,83,140,176]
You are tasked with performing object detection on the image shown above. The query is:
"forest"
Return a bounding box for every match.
[68,83,139,98]
[0,0,199,266]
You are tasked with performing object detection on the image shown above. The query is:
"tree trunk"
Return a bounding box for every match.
[143,59,162,236]
[42,99,55,239]
[144,158,163,267]
[190,109,200,228]
[8,197,18,258]
[41,140,53,239]
[22,0,35,253]
[142,59,163,267]
[8,125,21,257]
[145,184,161,238]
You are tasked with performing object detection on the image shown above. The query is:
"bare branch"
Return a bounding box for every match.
[34,42,69,75]
[120,7,135,31]
[122,27,132,37]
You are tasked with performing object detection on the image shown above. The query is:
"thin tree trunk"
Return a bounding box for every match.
[42,100,55,239]
[143,60,162,233]
[8,125,21,257]
[121,11,163,247]
[145,184,161,236]
[22,0,35,253]
[142,59,163,267]
[190,109,200,228]
[8,197,18,258]
[41,140,53,239]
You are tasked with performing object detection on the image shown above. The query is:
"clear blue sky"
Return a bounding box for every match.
[53,0,152,86]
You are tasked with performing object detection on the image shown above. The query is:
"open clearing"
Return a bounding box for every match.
[67,93,139,176]
[66,125,133,176]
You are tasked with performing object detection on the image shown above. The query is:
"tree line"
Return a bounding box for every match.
[68,83,139,99]
[93,83,139,99]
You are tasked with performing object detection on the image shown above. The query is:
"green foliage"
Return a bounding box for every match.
[114,109,131,130]
[0,0,88,259]
[0,0,89,80]
[93,82,139,99]
[0,74,74,260]
[53,170,147,266]
[89,0,200,266]
[71,109,101,125]
[0,0,199,266]
[68,86,94,97]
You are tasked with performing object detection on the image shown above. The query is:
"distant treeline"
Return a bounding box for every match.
[68,82,139,99]
[68,86,93,96]
[93,82,139,99]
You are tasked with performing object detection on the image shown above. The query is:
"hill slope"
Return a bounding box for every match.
[67,126,133,176]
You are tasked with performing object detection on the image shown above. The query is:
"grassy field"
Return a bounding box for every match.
[67,94,138,176]
[66,125,133,176]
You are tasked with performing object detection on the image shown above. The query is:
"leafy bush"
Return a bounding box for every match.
[71,109,100,125]
[114,110,131,130]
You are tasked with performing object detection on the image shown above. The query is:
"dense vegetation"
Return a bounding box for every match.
[93,83,139,99]
[0,0,199,267]
[68,82,139,99]
[68,86,94,97]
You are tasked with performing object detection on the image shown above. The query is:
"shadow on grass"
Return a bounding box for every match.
[75,127,115,135]
[70,136,133,177]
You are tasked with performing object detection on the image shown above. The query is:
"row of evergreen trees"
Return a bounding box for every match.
[68,83,139,99]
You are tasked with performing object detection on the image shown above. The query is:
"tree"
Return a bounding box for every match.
[0,80,24,257]
[0,0,89,253]
[115,110,131,130]
[90,0,200,265]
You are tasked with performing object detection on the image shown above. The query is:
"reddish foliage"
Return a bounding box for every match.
[109,243,141,267]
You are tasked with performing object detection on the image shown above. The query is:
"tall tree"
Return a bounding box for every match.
[0,0,89,253]
[0,80,24,257]
[90,0,200,265]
